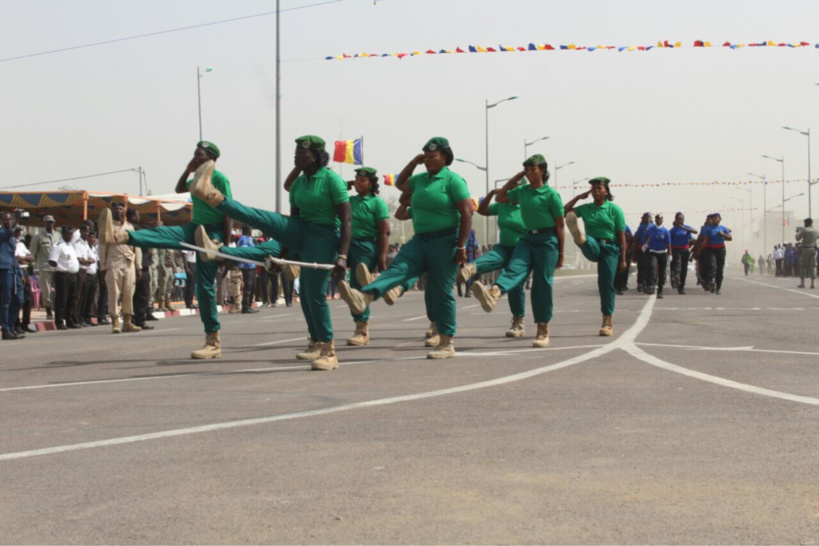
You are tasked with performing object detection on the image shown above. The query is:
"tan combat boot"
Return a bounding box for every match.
[338,281,374,315]
[191,332,221,359]
[122,314,142,333]
[565,211,587,246]
[164,299,175,312]
[425,322,440,347]
[457,262,477,284]
[296,339,321,360]
[506,316,526,338]
[284,264,300,281]
[97,208,130,245]
[599,315,613,336]
[472,281,501,312]
[346,321,370,346]
[311,340,339,370]
[532,323,550,347]
[195,225,223,262]
[355,262,375,286]
[427,335,455,359]
[189,160,224,207]
[382,285,403,305]
[111,315,122,334]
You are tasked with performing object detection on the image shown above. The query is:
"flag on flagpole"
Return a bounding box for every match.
[333,138,364,165]
[383,174,396,186]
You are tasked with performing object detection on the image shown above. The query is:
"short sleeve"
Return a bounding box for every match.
[488,203,500,216]
[549,191,564,218]
[664,229,671,243]
[374,198,390,221]
[506,186,522,205]
[574,203,589,219]
[213,171,232,200]
[406,207,413,219]
[447,173,471,202]
[612,205,626,232]
[328,172,350,205]
[48,244,60,263]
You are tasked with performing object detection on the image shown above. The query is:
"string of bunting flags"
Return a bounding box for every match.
[327,40,818,60]
[381,176,813,188]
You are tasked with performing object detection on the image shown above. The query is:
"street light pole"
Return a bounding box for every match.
[554,161,575,190]
[572,177,590,197]
[196,67,213,141]
[749,172,768,255]
[783,126,811,218]
[763,155,785,245]
[523,136,549,161]
[275,0,282,213]
[485,95,518,244]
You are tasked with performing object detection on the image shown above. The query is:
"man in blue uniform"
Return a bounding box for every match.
[647,213,671,298]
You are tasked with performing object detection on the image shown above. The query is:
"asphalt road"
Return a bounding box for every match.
[1,273,818,545]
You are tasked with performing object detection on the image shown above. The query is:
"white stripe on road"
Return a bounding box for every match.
[735,277,819,300]
[254,336,308,347]
[637,342,819,357]
[401,315,429,322]
[0,299,659,461]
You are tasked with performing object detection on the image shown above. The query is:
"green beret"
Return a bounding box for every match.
[422,137,450,152]
[355,167,378,177]
[523,154,547,167]
[295,135,326,151]
[197,141,221,159]
[589,176,611,186]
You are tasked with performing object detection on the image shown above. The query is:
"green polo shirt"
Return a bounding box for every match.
[574,200,626,241]
[186,170,233,226]
[488,202,526,248]
[289,167,349,228]
[507,183,564,231]
[351,193,390,239]
[408,167,471,234]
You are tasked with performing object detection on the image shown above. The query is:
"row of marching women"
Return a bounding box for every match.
[98,136,631,370]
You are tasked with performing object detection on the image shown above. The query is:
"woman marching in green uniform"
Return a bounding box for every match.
[471,155,565,347]
[563,177,628,336]
[344,167,391,346]
[191,135,351,370]
[336,137,473,359]
[99,141,231,359]
[458,184,528,338]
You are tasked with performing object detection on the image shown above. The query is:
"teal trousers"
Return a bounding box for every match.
[127,223,222,334]
[219,239,283,263]
[218,198,339,343]
[474,245,525,318]
[494,230,558,324]
[347,238,377,323]
[579,237,620,316]
[360,232,458,337]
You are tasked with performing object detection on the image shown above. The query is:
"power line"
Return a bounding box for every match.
[0,0,344,64]
[0,168,140,190]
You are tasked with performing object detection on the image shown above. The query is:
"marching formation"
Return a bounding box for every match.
[4,136,765,364]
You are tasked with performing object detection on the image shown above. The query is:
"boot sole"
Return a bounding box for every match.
[471,283,496,312]
[338,281,368,315]
[456,265,473,284]
[190,160,216,201]
[311,361,339,370]
[427,351,455,359]
[355,263,375,286]
[505,331,525,338]
[191,352,221,359]
[532,339,550,347]
[194,226,217,262]
[565,212,586,245]
[346,338,370,346]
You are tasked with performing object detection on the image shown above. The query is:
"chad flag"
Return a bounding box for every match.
[333,138,364,165]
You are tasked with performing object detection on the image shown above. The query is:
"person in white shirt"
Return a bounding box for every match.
[13,227,36,334]
[48,226,81,330]
[72,221,96,327]
[774,245,785,277]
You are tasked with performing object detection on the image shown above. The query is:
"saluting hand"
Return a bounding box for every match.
[414,153,425,166]
[578,190,592,200]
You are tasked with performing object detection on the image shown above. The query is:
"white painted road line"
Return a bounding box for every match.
[254,336,307,347]
[735,276,819,301]
[401,315,429,322]
[0,298,658,461]
[637,342,819,357]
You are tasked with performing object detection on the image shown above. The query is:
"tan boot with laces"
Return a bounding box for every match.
[565,211,587,246]
[355,263,375,286]
[425,322,440,347]
[338,281,374,315]
[382,285,403,305]
[191,332,221,359]
[111,315,121,334]
[599,315,613,336]
[505,316,526,338]
[189,160,224,208]
[427,335,455,359]
[532,323,550,347]
[346,321,370,346]
[472,281,501,312]
[122,314,142,333]
[195,225,223,262]
[296,338,321,360]
[457,262,477,284]
[311,340,339,370]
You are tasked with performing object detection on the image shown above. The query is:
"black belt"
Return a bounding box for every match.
[353,237,378,243]
[527,227,556,235]
[417,227,457,238]
[599,239,619,245]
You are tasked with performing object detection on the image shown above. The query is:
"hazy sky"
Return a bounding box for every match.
[2,0,818,250]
